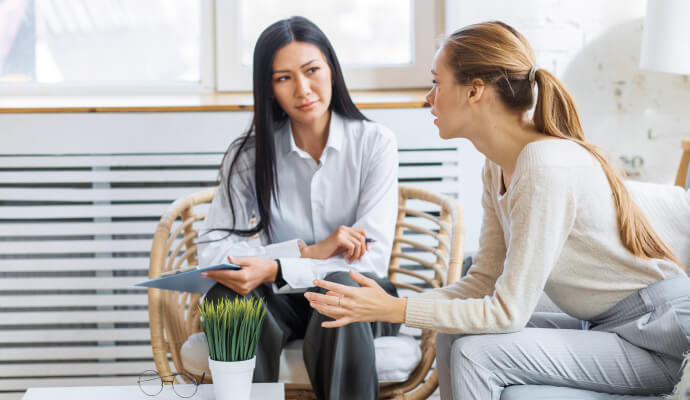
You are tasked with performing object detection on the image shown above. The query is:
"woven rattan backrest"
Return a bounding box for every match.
[389,186,464,292]
[378,185,464,399]
[675,137,690,188]
[148,187,217,381]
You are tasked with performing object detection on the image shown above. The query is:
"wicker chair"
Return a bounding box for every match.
[147,185,464,399]
[675,137,690,188]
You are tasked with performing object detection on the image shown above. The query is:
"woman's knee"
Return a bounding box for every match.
[204,282,269,303]
[322,270,357,285]
[204,282,238,302]
[449,335,494,372]
[305,271,357,295]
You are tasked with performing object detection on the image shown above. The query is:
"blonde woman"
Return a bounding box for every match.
[305,21,690,399]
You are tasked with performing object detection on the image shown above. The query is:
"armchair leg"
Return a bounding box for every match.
[381,370,438,400]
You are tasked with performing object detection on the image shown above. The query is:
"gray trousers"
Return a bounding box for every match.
[436,276,690,400]
[204,271,400,400]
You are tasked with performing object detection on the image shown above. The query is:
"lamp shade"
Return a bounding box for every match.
[640,0,690,75]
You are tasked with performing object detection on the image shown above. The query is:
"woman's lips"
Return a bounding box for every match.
[297,101,318,111]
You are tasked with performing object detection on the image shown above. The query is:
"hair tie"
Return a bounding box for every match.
[528,66,537,84]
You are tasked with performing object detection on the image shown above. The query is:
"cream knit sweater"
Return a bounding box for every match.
[405,139,687,334]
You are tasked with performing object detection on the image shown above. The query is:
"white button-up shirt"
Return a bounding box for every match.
[198,112,398,290]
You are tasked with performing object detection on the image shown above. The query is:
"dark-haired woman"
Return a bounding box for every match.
[197,17,399,400]
[306,21,690,399]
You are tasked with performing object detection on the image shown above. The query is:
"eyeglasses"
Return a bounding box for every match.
[137,370,205,398]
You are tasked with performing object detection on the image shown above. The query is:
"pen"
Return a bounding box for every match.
[365,238,376,243]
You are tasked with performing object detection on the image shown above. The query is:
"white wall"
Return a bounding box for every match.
[446,0,690,183]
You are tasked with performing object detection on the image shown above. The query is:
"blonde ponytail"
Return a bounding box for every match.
[532,69,684,268]
[445,21,684,269]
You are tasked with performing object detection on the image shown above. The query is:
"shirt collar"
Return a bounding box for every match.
[325,112,344,153]
[281,111,344,158]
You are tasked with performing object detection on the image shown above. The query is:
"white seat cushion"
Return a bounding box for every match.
[180,332,210,376]
[626,181,690,265]
[181,332,422,384]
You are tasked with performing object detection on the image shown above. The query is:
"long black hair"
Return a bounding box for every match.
[220,16,367,240]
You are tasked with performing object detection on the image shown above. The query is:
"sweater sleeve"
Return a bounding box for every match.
[405,166,577,334]
[412,161,506,301]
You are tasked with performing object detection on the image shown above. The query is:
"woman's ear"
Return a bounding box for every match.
[468,78,486,104]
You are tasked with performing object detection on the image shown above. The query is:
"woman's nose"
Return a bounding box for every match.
[425,87,435,106]
[295,75,311,97]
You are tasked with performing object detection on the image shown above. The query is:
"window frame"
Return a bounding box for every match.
[215,0,439,91]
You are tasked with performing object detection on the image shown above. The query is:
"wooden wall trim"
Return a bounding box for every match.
[0,90,430,114]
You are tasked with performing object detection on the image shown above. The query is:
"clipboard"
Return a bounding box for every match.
[135,263,241,294]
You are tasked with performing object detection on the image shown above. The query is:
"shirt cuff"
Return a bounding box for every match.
[404,296,438,329]
[264,239,303,258]
[274,257,315,291]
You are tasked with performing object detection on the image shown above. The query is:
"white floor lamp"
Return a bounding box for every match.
[639,0,690,191]
[639,0,690,76]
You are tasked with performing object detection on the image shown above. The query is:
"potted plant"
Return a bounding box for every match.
[199,297,266,400]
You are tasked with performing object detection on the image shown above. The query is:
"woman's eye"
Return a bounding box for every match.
[275,76,289,82]
[307,67,319,74]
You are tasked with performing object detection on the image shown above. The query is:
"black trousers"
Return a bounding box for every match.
[204,271,400,400]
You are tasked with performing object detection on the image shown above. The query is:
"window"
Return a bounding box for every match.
[0,0,438,93]
[0,0,210,92]
[239,1,412,67]
[216,0,438,91]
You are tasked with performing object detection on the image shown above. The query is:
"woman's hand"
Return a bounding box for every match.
[200,256,278,296]
[304,270,407,328]
[301,225,369,263]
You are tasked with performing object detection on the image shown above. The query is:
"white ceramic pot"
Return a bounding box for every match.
[207,356,256,400]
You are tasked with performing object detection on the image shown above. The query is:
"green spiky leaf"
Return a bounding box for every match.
[198,297,267,362]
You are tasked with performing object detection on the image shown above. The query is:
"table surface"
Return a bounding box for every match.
[22,383,284,400]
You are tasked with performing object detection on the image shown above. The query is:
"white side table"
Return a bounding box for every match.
[22,383,284,400]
